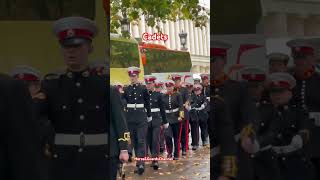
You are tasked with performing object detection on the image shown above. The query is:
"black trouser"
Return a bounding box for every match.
[108,157,120,180]
[199,119,208,144]
[236,145,255,180]
[147,123,161,158]
[128,122,147,166]
[252,151,281,180]
[311,158,320,180]
[278,155,316,180]
[49,146,108,180]
[180,120,188,151]
[190,120,199,146]
[165,122,183,158]
[159,126,165,150]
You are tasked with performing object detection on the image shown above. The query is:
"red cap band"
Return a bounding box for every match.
[58,29,93,42]
[271,81,291,89]
[291,46,314,55]
[14,73,39,81]
[212,48,227,58]
[241,74,266,81]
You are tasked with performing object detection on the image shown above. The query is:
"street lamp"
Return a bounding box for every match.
[121,14,130,37]
[179,30,188,51]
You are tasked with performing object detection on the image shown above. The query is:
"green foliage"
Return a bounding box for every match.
[144,48,192,75]
[111,0,209,35]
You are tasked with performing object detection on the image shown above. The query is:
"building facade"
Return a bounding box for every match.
[125,13,210,74]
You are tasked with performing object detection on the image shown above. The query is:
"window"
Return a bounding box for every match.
[0,0,95,20]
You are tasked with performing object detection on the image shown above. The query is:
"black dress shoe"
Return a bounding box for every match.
[192,146,197,150]
[173,156,179,160]
[182,150,186,156]
[152,161,159,170]
[137,165,144,175]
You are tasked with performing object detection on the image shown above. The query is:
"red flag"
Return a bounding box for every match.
[236,44,263,64]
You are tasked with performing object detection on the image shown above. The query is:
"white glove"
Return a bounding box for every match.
[163,123,169,129]
[186,105,191,111]
[200,104,206,110]
[147,116,152,122]
[291,135,303,149]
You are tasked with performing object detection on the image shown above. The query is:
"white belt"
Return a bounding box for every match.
[309,112,320,127]
[54,133,108,146]
[127,104,144,108]
[165,108,179,113]
[151,108,160,112]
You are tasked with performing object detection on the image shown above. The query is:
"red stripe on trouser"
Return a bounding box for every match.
[178,122,183,158]
[185,119,189,154]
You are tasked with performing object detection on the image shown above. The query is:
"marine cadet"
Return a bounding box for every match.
[154,81,164,93]
[187,84,209,150]
[33,17,125,180]
[144,75,168,170]
[184,76,198,150]
[122,66,152,175]
[0,74,49,180]
[171,74,190,155]
[10,65,42,98]
[212,40,259,180]
[211,95,238,180]
[239,67,282,180]
[109,86,130,180]
[200,73,210,145]
[163,80,184,160]
[10,65,55,161]
[267,52,289,74]
[267,72,315,180]
[287,39,320,179]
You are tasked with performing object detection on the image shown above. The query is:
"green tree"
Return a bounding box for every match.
[111,0,210,36]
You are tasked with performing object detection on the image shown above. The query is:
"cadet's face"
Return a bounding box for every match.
[270,90,292,105]
[269,62,287,73]
[195,89,202,95]
[155,87,162,92]
[28,81,41,96]
[202,79,209,85]
[146,83,154,90]
[129,75,138,83]
[167,86,174,92]
[294,55,315,72]
[62,43,92,71]
[212,59,225,77]
[248,84,264,100]
[174,80,181,86]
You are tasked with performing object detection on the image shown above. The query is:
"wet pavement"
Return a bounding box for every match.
[118,145,210,180]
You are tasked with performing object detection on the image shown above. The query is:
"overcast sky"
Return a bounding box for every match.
[199,0,210,9]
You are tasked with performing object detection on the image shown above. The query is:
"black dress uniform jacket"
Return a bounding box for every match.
[109,86,129,158]
[292,72,320,158]
[212,79,258,135]
[211,96,237,179]
[35,70,109,180]
[123,84,151,124]
[162,92,184,124]
[268,104,315,180]
[0,74,48,180]
[149,91,167,127]
[212,78,259,180]
[189,93,209,122]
